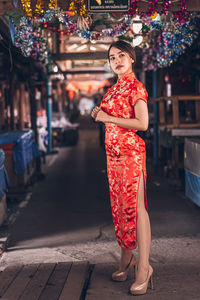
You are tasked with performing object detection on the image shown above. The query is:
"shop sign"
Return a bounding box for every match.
[88,0,130,12]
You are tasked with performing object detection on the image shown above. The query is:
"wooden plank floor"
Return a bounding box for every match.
[0,262,89,300]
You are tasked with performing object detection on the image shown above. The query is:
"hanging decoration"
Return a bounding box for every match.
[147,0,158,16]
[49,0,57,10]
[41,9,78,33]
[141,15,199,71]
[162,0,171,14]
[14,16,33,56]
[173,0,189,24]
[35,0,44,18]
[127,0,139,17]
[68,0,88,19]
[20,0,32,18]
[18,0,191,24]
[69,0,89,30]
[12,0,197,71]
[36,8,133,40]
[55,7,66,22]
[14,16,52,69]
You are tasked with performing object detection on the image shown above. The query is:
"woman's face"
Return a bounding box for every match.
[109,46,134,78]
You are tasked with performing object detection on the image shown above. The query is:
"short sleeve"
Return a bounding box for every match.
[130,81,148,107]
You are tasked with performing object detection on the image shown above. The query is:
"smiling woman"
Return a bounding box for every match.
[91,40,153,296]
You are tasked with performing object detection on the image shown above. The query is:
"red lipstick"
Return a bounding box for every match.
[116,65,123,70]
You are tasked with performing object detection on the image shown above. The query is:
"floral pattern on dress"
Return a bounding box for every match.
[100,72,148,249]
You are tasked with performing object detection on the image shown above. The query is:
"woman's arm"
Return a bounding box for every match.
[95,100,149,131]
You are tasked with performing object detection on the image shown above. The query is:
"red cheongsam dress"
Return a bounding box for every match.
[100,72,148,250]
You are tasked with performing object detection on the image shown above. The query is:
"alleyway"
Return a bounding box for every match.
[0,122,200,299]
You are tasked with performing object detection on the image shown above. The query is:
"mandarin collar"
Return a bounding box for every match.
[117,72,136,84]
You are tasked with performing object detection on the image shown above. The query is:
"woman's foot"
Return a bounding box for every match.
[112,254,137,282]
[130,264,153,295]
[136,263,150,283]
[119,249,133,271]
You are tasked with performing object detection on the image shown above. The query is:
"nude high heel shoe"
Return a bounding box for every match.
[112,254,137,282]
[129,265,153,295]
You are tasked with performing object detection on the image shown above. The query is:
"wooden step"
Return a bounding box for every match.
[0,261,89,300]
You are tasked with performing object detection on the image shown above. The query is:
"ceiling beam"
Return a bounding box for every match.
[49,69,108,75]
[64,69,107,74]
[52,51,107,61]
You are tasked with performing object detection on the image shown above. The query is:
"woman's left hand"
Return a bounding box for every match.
[95,109,111,123]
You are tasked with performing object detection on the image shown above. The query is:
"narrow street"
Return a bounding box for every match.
[0,123,200,299]
[0,1,199,299]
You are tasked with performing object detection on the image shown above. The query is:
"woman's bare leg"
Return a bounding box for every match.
[119,248,133,271]
[136,172,151,283]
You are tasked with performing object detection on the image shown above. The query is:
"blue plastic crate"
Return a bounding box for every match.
[185,170,200,207]
[0,130,40,174]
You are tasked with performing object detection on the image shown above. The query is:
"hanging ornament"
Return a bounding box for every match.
[141,15,199,71]
[38,8,133,40]
[77,16,89,30]
[174,0,189,23]
[69,0,88,19]
[14,16,52,70]
[20,0,32,18]
[49,0,57,10]
[55,7,65,22]
[65,11,75,17]
[162,0,171,14]
[35,0,44,18]
[128,0,139,17]
[148,0,158,16]
[151,12,157,19]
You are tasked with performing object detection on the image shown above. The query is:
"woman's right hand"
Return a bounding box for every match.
[91,106,101,119]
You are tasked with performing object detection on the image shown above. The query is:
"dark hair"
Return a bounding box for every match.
[108,40,136,69]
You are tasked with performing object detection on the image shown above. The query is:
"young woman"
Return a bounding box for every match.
[91,40,153,295]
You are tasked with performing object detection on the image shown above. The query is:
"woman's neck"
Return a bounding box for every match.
[118,70,133,79]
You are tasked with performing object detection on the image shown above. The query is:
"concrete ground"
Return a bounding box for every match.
[0,120,200,299]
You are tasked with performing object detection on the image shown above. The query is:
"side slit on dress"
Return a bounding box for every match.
[135,169,148,244]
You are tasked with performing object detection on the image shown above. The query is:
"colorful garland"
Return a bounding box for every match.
[39,8,134,40]
[141,15,199,71]
[173,0,189,24]
[128,0,139,17]
[147,0,158,16]
[14,16,52,69]
[13,1,198,71]
[19,0,190,24]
